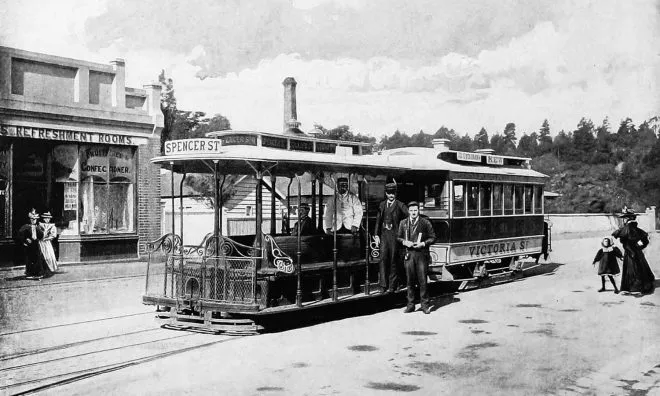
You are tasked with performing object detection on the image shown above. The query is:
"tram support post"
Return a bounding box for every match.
[318,172,324,231]
[254,170,263,305]
[270,174,276,235]
[332,176,338,302]
[213,161,220,300]
[311,177,317,225]
[296,174,303,307]
[363,176,370,295]
[286,178,293,234]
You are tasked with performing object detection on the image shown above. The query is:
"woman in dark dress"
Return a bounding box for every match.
[18,208,51,279]
[612,208,655,294]
[592,237,621,293]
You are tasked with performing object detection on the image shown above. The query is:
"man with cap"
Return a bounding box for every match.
[292,202,315,236]
[324,177,363,236]
[397,201,436,314]
[18,208,45,279]
[374,181,408,293]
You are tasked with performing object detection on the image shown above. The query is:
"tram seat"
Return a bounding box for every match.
[263,234,365,272]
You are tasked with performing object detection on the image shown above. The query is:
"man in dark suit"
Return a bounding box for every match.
[292,202,314,236]
[397,201,436,314]
[18,208,44,279]
[374,182,408,293]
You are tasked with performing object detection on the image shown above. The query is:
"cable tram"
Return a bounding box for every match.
[143,132,550,334]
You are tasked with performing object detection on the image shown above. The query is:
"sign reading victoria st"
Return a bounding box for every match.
[449,236,543,264]
[1,125,136,145]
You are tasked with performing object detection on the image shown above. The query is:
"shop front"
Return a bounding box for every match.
[0,46,163,266]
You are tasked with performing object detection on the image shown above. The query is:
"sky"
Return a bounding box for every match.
[1,0,659,139]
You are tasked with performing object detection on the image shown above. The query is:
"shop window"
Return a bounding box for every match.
[492,184,503,216]
[80,145,135,234]
[514,185,524,214]
[524,185,533,214]
[480,183,492,216]
[503,184,513,215]
[452,182,466,217]
[467,183,479,216]
[534,186,543,214]
[52,145,79,235]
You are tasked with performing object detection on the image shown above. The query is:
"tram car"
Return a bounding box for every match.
[143,132,550,333]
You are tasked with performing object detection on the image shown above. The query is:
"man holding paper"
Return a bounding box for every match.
[397,201,436,314]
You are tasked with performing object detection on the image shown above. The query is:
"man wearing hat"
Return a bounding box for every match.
[18,208,45,279]
[292,202,314,236]
[397,201,436,314]
[374,181,408,293]
[324,177,363,236]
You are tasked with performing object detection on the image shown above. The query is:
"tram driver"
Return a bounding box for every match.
[324,177,363,236]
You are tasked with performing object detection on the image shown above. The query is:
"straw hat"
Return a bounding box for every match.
[41,211,53,219]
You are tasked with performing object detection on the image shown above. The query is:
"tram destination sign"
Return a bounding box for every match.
[449,236,542,263]
[164,138,223,155]
[1,124,138,145]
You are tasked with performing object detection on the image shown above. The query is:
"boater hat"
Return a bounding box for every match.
[28,209,39,219]
[41,211,53,218]
[385,182,397,193]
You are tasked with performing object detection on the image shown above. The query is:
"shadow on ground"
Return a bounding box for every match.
[258,290,461,334]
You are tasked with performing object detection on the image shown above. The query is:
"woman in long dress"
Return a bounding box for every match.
[38,211,58,274]
[612,208,655,294]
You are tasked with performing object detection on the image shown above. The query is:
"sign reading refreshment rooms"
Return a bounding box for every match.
[1,125,136,145]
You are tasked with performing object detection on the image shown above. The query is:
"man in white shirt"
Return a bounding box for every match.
[324,177,363,236]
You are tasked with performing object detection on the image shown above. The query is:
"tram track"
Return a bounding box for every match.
[3,335,245,395]
[0,311,153,337]
[1,273,145,291]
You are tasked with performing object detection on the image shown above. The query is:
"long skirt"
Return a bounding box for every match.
[38,240,58,272]
[620,253,655,294]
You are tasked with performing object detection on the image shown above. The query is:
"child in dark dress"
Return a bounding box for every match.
[592,237,621,293]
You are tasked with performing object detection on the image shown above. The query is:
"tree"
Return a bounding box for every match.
[538,119,553,154]
[489,133,506,154]
[473,127,489,149]
[159,70,177,154]
[316,124,375,144]
[572,117,596,157]
[195,114,231,137]
[410,130,433,147]
[454,133,474,152]
[183,174,241,209]
[380,129,412,149]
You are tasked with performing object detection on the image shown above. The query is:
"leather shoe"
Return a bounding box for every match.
[403,306,415,313]
[422,307,432,315]
[598,288,605,292]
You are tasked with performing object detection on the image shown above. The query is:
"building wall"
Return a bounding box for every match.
[0,46,163,266]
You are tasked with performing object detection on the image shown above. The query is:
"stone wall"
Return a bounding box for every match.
[547,206,657,235]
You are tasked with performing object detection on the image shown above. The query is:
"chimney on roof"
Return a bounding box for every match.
[283,77,297,133]
[432,138,450,152]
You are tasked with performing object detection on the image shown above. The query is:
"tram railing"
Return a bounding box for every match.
[144,233,257,307]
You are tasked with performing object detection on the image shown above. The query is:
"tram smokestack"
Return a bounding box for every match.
[283,77,297,132]
[432,138,450,152]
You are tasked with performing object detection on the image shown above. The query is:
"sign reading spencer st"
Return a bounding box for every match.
[449,237,542,263]
[164,139,223,155]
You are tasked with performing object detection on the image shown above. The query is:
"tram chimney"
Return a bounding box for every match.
[283,77,298,133]
[432,138,450,152]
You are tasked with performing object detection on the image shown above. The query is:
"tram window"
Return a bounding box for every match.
[524,185,533,214]
[467,183,479,217]
[424,183,449,218]
[452,182,466,217]
[246,206,253,216]
[480,183,492,216]
[492,184,503,216]
[514,185,524,214]
[503,184,513,215]
[534,186,543,213]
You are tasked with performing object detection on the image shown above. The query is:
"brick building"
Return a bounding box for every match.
[0,46,163,266]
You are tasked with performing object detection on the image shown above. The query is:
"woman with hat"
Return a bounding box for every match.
[38,211,59,274]
[612,207,655,294]
[18,208,46,279]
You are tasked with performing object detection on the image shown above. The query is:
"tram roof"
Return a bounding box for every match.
[152,137,547,181]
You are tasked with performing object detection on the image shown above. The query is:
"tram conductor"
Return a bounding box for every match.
[374,182,408,293]
[397,201,436,314]
[324,177,363,236]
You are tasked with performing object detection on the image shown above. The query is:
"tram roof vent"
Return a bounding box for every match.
[432,138,450,152]
[335,146,353,157]
[474,148,495,155]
